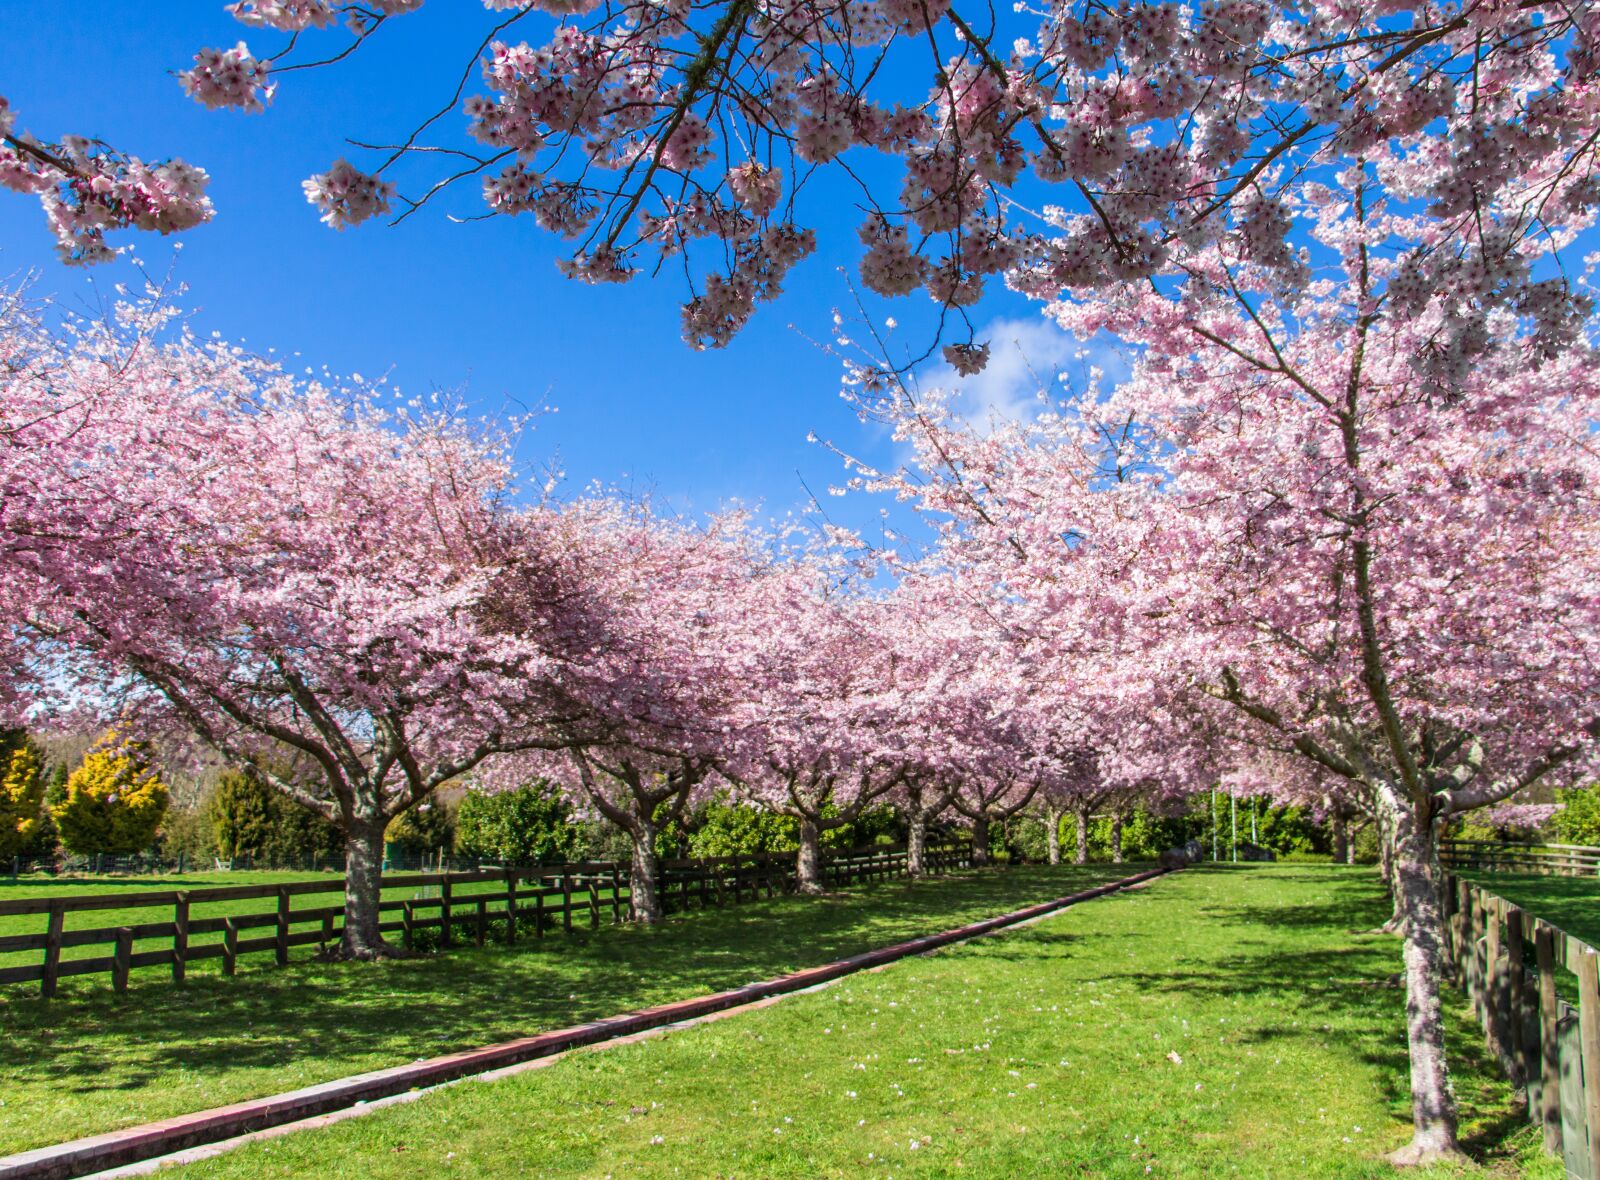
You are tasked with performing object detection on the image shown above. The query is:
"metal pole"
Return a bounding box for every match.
[1231,793,1238,863]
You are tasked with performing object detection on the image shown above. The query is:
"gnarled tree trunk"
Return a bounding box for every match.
[907,812,928,875]
[1386,800,1465,1165]
[796,817,825,894]
[970,815,991,865]
[1074,807,1090,865]
[340,816,390,959]
[628,824,662,923]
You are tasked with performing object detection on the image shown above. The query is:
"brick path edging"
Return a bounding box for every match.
[0,865,1171,1180]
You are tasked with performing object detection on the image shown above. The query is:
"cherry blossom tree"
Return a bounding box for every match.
[863,245,1600,1158]
[9,5,1599,368]
[2,293,592,957]
[721,568,909,893]
[523,499,762,921]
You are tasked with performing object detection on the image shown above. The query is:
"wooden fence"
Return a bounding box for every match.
[1441,840,1600,877]
[0,843,968,999]
[1444,872,1600,1178]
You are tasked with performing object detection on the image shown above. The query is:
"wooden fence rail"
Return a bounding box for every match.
[1443,872,1600,1178]
[1441,840,1600,878]
[2,843,970,998]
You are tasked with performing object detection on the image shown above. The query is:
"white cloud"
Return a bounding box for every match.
[921,315,1133,433]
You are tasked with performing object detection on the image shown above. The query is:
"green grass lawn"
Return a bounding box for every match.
[162,865,1554,1180]
[1453,870,1600,947]
[0,863,1138,1156]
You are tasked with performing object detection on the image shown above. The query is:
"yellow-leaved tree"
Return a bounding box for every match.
[0,730,46,859]
[53,730,169,856]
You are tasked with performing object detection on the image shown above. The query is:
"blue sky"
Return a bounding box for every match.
[0,2,1074,538]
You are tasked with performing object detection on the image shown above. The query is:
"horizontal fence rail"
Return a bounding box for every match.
[1443,872,1600,1178]
[2,844,970,999]
[1441,840,1600,878]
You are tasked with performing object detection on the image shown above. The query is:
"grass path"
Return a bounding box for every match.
[0,864,1133,1156]
[167,865,1553,1179]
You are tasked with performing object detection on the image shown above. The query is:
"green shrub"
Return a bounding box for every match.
[157,803,218,864]
[1551,786,1600,846]
[1005,815,1050,863]
[456,781,587,865]
[210,768,343,866]
[387,797,456,857]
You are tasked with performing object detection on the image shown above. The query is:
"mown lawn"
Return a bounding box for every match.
[167,865,1554,1180]
[1453,871,1600,947]
[0,863,1136,1156]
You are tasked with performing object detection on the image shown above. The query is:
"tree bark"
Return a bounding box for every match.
[628,825,662,923]
[1375,808,1405,931]
[1045,805,1061,865]
[907,812,928,875]
[340,817,390,959]
[1386,802,1466,1165]
[1074,808,1090,865]
[1332,808,1350,865]
[970,815,991,865]
[796,817,825,894]
[1111,812,1124,864]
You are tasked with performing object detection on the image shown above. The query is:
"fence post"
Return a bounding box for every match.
[610,866,623,922]
[1504,906,1529,1087]
[113,927,133,993]
[561,874,573,934]
[1578,952,1600,1180]
[588,877,601,929]
[172,893,190,984]
[534,890,545,939]
[1485,896,1509,1068]
[402,901,415,950]
[1537,923,1564,1154]
[275,887,291,967]
[475,897,487,947]
[41,900,64,999]
[223,917,239,976]
[440,878,453,949]
[504,871,518,944]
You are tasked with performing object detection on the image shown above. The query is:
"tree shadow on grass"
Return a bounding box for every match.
[1070,936,1525,1163]
[0,864,1135,1147]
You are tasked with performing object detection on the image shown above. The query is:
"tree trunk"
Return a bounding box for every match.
[907,812,928,876]
[1045,805,1061,865]
[1375,808,1404,931]
[340,818,390,959]
[1386,803,1466,1166]
[1074,808,1090,865]
[628,825,662,923]
[796,817,825,894]
[1376,808,1395,889]
[1332,809,1350,865]
[970,815,991,865]
[1111,812,1124,864]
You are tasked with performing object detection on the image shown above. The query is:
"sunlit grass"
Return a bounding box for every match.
[0,863,1132,1155]
[169,866,1554,1179]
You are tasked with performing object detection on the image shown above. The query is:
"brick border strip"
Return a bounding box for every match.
[0,866,1170,1180]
